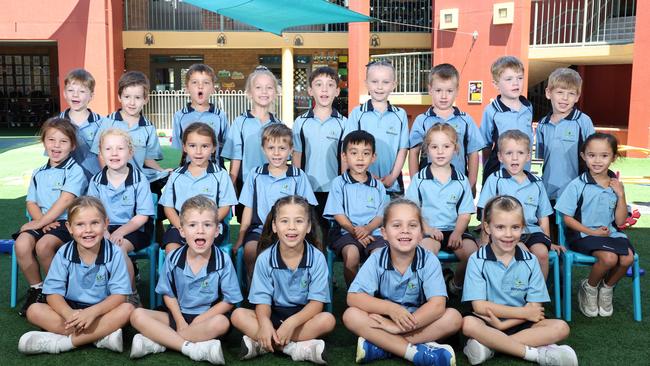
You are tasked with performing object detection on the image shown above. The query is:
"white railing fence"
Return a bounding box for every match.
[369,52,433,94]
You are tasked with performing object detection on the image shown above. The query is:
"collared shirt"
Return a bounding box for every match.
[58,108,102,179]
[26,156,88,220]
[344,100,409,192]
[405,164,475,231]
[156,244,243,314]
[535,108,595,200]
[171,103,229,164]
[160,162,237,212]
[349,246,447,313]
[409,106,485,174]
[248,241,330,306]
[477,169,553,234]
[43,239,131,305]
[292,108,346,192]
[87,164,154,227]
[462,244,550,307]
[239,164,317,232]
[221,111,283,182]
[323,171,387,236]
[91,110,166,182]
[555,170,627,240]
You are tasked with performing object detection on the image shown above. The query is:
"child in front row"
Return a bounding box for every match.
[129,196,243,364]
[406,123,478,296]
[462,196,577,366]
[555,133,634,318]
[19,196,134,355]
[160,123,238,253]
[343,198,460,366]
[323,130,389,287]
[14,117,88,316]
[231,195,335,364]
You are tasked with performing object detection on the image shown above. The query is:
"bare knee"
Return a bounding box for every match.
[209,314,231,334]
[342,247,360,268]
[597,252,619,268]
[115,302,135,320]
[313,312,336,333]
[231,308,249,328]
[14,235,36,258]
[553,320,570,339]
[461,316,484,337]
[130,307,149,326]
[619,252,634,267]
[531,245,549,262]
[35,239,59,259]
[444,308,463,331]
[342,307,365,330]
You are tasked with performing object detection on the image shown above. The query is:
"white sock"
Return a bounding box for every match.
[57,335,75,352]
[523,346,539,362]
[602,282,614,289]
[181,341,194,357]
[283,341,297,357]
[404,343,418,362]
[30,282,43,289]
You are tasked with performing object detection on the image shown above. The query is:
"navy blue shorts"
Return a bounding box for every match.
[167,311,199,331]
[12,219,72,243]
[242,227,262,246]
[65,299,92,310]
[470,315,534,336]
[424,231,477,251]
[108,225,152,252]
[271,305,304,329]
[522,232,552,250]
[569,235,634,256]
[329,233,388,259]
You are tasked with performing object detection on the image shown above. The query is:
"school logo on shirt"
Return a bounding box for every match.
[447,194,458,204]
[134,137,145,147]
[53,181,63,190]
[95,273,106,283]
[326,129,338,140]
[300,279,308,289]
[366,196,376,209]
[280,183,291,193]
[201,186,212,194]
[407,282,417,290]
[201,279,210,289]
[122,195,129,202]
[525,195,536,205]
[386,125,398,136]
[510,278,530,292]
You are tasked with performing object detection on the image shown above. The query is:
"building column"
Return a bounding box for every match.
[627,0,650,154]
[347,0,370,114]
[281,46,294,125]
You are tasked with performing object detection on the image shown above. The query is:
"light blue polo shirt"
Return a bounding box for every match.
[555,170,626,241]
[409,107,485,174]
[248,241,330,307]
[58,108,102,179]
[157,244,243,314]
[160,162,238,212]
[477,169,553,234]
[91,110,167,182]
[405,164,475,231]
[292,109,346,192]
[349,246,447,313]
[43,239,131,305]
[462,244,549,307]
[26,156,88,221]
[87,164,155,227]
[535,108,595,200]
[171,103,229,163]
[239,164,317,233]
[345,100,409,192]
[221,111,283,182]
[323,171,388,237]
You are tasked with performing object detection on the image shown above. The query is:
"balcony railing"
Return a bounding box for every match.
[530,0,636,47]
[124,0,431,33]
[370,51,432,94]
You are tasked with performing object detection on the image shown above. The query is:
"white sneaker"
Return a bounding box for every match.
[537,344,578,366]
[463,338,494,365]
[578,279,598,317]
[130,333,166,359]
[598,283,614,317]
[94,328,123,353]
[285,339,326,364]
[18,331,66,354]
[240,335,269,360]
[189,339,224,365]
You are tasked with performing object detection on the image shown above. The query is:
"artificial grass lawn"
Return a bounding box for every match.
[0,144,648,365]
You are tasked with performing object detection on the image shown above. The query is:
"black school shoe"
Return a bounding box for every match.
[18,287,45,317]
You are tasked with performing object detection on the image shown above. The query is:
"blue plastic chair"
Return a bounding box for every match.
[556,212,641,321]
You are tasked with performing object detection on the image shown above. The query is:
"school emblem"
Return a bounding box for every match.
[514,279,524,288]
[526,195,535,204]
[281,183,290,192]
[407,282,417,290]
[300,279,308,289]
[122,195,129,202]
[386,126,398,135]
[202,186,211,194]
[201,279,210,289]
[96,273,106,282]
[327,129,338,140]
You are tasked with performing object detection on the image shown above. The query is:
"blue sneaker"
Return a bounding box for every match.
[413,343,455,366]
[355,337,391,363]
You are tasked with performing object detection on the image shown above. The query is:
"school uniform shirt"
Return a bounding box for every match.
[349,246,447,313]
[323,171,388,237]
[535,107,595,200]
[345,100,409,192]
[248,241,330,307]
[292,109,346,192]
[239,164,317,233]
[409,107,485,174]
[462,244,550,307]
[156,244,243,314]
[221,111,283,183]
[59,108,102,179]
[43,239,131,305]
[91,111,167,182]
[477,169,553,234]
[554,170,627,240]
[87,164,155,228]
[26,156,88,221]
[405,164,475,231]
[159,162,238,212]
[171,103,229,163]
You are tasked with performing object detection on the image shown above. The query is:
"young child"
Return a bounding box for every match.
[292,66,346,242]
[478,130,556,279]
[129,196,243,364]
[231,195,335,364]
[160,123,238,253]
[323,130,389,287]
[87,128,155,299]
[405,123,478,296]
[171,63,229,167]
[234,124,317,280]
[344,60,408,195]
[13,117,88,316]
[480,56,534,184]
[462,196,577,366]
[408,63,485,191]
[555,133,633,317]
[343,198,460,366]
[536,67,595,202]
[59,68,102,179]
[19,196,134,355]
